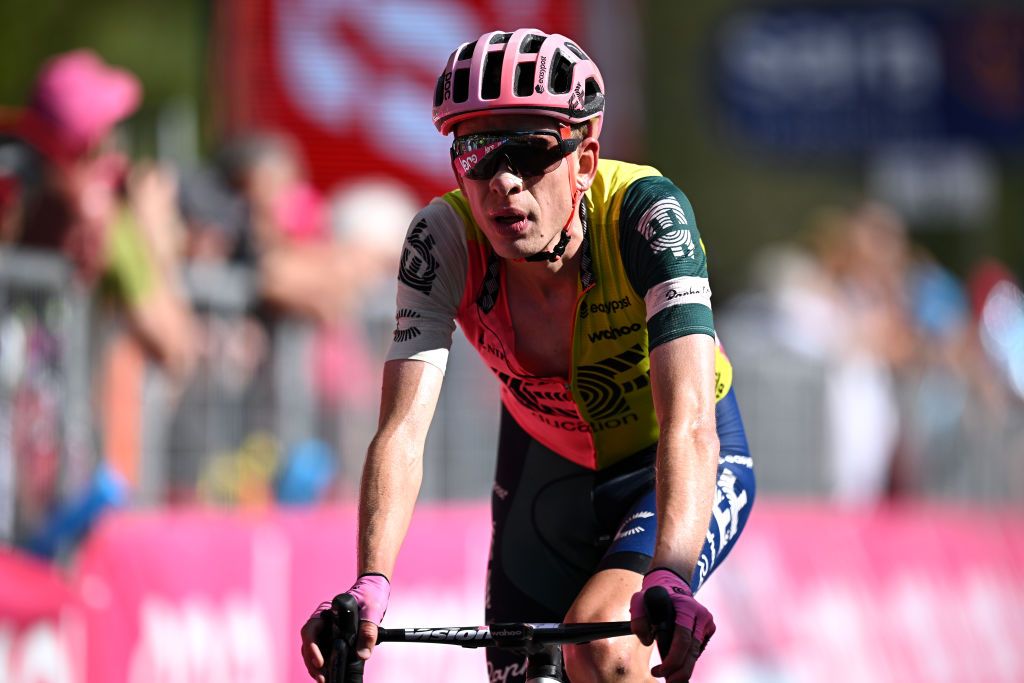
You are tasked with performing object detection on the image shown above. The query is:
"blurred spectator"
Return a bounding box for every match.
[175,135,418,503]
[179,131,372,324]
[722,199,1024,502]
[725,202,915,501]
[803,203,915,503]
[316,177,416,408]
[316,178,418,496]
[0,49,202,555]
[969,259,1024,401]
[896,252,1024,498]
[0,49,198,380]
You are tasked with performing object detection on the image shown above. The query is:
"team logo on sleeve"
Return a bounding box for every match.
[636,197,695,259]
[399,219,439,294]
[393,308,422,342]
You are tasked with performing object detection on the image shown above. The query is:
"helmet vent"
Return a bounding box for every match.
[481,51,503,100]
[453,67,470,103]
[549,50,573,94]
[520,34,545,54]
[433,75,445,107]
[431,30,606,135]
[514,63,536,96]
[565,42,588,60]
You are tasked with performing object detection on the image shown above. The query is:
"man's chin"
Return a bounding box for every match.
[489,238,548,262]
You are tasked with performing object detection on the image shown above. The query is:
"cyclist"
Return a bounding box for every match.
[301,28,755,682]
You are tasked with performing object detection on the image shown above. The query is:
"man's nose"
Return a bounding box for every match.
[489,156,523,194]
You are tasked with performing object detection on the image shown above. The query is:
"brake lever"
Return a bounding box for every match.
[643,585,676,661]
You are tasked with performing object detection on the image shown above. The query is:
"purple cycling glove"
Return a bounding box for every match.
[629,567,716,647]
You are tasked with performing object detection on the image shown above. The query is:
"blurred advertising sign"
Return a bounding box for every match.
[5,503,1022,682]
[0,549,83,683]
[712,5,1024,153]
[73,505,490,683]
[865,141,999,229]
[217,0,582,198]
[75,510,291,683]
[697,504,1024,682]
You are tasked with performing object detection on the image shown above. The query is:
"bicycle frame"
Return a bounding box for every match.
[318,590,675,683]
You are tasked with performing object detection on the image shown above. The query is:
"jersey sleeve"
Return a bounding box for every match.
[384,198,467,374]
[618,176,715,349]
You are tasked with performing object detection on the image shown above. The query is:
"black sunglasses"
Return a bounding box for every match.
[451,129,581,181]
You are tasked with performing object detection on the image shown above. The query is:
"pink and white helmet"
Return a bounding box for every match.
[432,29,605,137]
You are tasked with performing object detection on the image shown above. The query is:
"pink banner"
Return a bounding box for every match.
[4,502,1024,682]
[695,503,1024,682]
[73,504,491,683]
[0,549,84,683]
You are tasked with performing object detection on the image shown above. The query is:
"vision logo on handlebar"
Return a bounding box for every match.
[319,591,677,683]
[403,627,490,643]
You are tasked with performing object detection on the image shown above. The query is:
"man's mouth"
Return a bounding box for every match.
[490,209,529,232]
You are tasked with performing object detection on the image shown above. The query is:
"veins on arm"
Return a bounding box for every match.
[648,334,719,578]
[357,359,444,576]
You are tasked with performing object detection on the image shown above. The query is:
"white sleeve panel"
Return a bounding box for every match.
[643,275,712,321]
[385,199,468,374]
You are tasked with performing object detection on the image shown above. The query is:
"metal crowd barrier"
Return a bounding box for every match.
[718,301,1024,502]
[3,248,1020,549]
[0,249,503,548]
[161,261,502,504]
[0,248,94,543]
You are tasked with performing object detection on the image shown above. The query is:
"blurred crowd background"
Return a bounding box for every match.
[1,0,1022,563]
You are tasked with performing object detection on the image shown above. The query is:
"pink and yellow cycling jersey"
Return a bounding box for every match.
[387,158,731,471]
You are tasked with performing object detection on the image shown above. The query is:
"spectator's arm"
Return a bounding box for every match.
[257,242,370,323]
[107,207,198,380]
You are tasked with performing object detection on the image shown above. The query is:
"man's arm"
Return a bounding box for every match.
[635,332,719,682]
[648,333,719,582]
[358,358,444,578]
[301,199,463,680]
[300,358,443,680]
[354,357,445,660]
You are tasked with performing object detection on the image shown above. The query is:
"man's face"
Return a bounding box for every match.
[452,114,585,261]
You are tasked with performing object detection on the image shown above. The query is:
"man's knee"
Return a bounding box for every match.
[563,636,648,682]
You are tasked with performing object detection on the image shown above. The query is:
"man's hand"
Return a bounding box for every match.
[299,611,329,683]
[299,575,391,680]
[629,568,715,682]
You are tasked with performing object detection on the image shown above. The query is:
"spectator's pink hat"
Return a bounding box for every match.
[30,49,141,156]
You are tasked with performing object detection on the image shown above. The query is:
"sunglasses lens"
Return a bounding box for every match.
[454,131,574,181]
[462,150,503,180]
[502,141,565,178]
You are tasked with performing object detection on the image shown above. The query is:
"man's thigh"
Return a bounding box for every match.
[486,409,605,681]
[486,428,601,623]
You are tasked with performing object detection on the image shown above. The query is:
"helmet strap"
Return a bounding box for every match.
[524,138,580,263]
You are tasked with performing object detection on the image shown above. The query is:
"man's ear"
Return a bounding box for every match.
[575,137,600,192]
